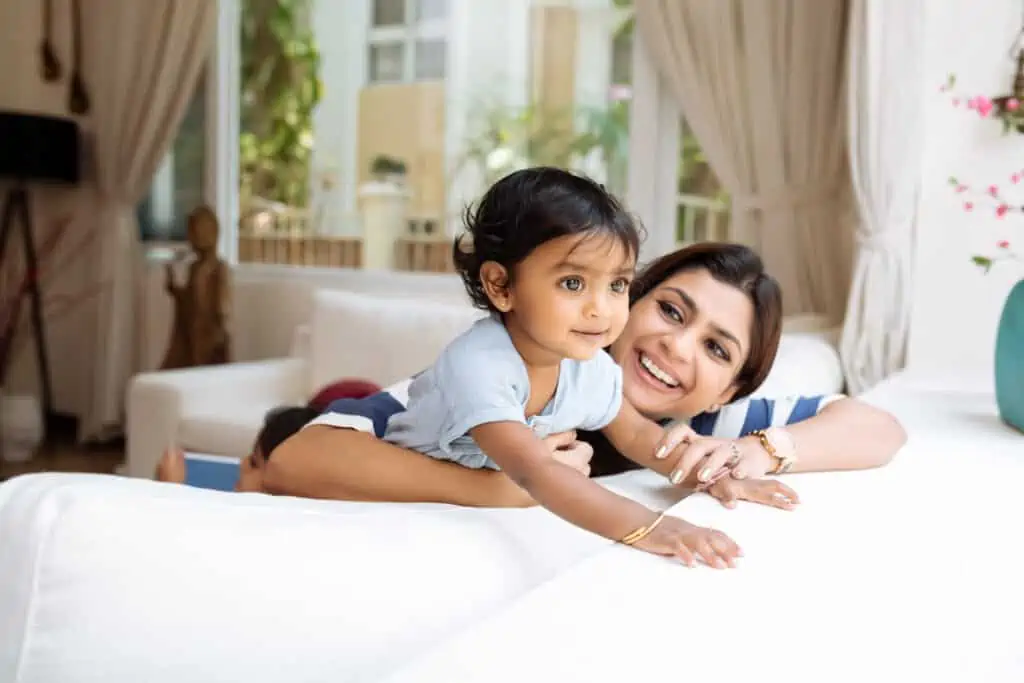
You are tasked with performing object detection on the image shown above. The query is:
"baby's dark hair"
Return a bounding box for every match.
[452,167,642,312]
[256,405,320,460]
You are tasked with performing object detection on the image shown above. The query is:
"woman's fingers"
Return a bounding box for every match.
[669,438,718,486]
[654,423,698,460]
[695,442,740,487]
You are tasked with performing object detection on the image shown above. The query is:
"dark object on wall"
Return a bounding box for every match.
[39,0,62,82]
[0,112,82,432]
[68,0,89,115]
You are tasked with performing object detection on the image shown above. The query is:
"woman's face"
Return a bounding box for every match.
[609,268,754,420]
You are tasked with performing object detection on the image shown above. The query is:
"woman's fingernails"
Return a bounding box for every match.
[669,470,683,485]
[655,445,667,459]
[698,467,712,482]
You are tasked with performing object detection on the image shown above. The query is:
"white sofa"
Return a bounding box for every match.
[3,372,1023,682]
[125,289,846,478]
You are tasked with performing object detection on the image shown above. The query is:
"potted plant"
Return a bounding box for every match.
[369,155,408,186]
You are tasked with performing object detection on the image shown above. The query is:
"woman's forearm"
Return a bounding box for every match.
[759,397,906,473]
[265,426,535,508]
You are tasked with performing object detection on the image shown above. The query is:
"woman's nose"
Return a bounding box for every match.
[660,326,697,363]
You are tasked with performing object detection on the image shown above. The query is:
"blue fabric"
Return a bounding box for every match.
[323,391,406,438]
[184,455,240,492]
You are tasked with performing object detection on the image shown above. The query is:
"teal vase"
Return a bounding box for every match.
[995,279,1024,433]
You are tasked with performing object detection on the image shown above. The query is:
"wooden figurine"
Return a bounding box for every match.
[161,206,231,370]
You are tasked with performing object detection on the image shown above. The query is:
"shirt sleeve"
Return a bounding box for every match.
[435,346,527,451]
[303,378,412,437]
[577,350,624,432]
[688,394,845,438]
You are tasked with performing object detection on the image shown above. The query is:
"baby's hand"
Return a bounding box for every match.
[705,477,799,511]
[631,514,741,568]
[549,437,594,477]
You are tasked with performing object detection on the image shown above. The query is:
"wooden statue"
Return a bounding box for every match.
[161,206,231,370]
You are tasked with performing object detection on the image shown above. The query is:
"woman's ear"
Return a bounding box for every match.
[480,261,512,312]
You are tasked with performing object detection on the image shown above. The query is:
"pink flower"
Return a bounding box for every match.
[967,97,978,109]
[998,240,1011,249]
[977,97,994,117]
[1012,174,1021,184]
[989,185,1000,197]
[952,98,960,107]
[996,204,1009,218]
[964,202,974,211]
[956,184,969,193]
[1009,98,1021,111]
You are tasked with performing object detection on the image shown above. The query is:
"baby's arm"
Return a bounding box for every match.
[471,421,656,541]
[473,421,741,567]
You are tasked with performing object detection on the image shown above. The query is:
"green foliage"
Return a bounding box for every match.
[239,0,322,208]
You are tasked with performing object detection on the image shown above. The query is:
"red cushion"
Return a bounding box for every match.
[308,378,383,411]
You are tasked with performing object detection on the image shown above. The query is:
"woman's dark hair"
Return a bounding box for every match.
[257,406,320,460]
[632,242,783,402]
[452,167,642,313]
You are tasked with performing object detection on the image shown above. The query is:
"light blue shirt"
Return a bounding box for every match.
[383,316,623,470]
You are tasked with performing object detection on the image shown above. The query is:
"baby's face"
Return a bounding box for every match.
[502,232,635,362]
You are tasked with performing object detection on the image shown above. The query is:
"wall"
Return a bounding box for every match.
[907,0,1024,380]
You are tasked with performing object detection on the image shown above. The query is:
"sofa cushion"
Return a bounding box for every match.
[179,401,282,458]
[306,290,485,393]
[752,329,844,398]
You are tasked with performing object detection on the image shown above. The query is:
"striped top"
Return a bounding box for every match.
[308,377,843,441]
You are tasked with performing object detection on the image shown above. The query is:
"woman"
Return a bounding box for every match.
[251,242,905,508]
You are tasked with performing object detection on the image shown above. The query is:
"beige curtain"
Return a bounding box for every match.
[635,0,850,318]
[81,0,214,439]
[839,0,926,394]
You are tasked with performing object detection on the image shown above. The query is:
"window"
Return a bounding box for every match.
[367,0,448,84]
[138,71,208,244]
[226,0,639,275]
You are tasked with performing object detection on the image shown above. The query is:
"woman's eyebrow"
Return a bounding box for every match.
[664,286,743,351]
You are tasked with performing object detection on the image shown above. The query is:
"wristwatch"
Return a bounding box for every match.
[750,427,797,475]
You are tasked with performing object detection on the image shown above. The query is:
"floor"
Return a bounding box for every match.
[0,421,123,483]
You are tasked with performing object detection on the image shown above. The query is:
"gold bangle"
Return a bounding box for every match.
[751,429,781,474]
[620,511,667,546]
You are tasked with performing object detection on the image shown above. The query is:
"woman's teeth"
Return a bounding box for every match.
[640,353,679,388]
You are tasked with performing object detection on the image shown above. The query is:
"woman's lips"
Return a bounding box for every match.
[632,350,682,393]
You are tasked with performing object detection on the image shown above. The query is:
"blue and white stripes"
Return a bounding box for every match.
[308,376,841,440]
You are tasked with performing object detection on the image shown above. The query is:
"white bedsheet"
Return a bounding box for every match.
[379,379,1024,683]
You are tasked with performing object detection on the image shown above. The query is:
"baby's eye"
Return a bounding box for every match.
[610,278,630,294]
[560,277,584,292]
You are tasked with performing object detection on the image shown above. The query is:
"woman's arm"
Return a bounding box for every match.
[668,396,907,484]
[758,396,906,473]
[266,426,535,508]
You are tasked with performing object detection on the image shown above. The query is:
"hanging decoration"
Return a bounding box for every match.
[37,0,91,116]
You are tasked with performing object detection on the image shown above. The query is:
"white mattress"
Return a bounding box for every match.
[379,377,1024,683]
[0,467,681,683]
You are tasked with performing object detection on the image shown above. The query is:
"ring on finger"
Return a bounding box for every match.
[726,441,742,467]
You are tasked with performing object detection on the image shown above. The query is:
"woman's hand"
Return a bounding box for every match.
[544,430,594,477]
[631,515,742,569]
[668,434,776,487]
[705,477,800,511]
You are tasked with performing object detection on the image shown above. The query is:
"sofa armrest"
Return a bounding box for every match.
[125,358,308,479]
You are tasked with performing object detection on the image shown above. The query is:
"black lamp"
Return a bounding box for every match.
[0,111,82,427]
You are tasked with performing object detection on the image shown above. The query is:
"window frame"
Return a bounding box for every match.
[367,0,448,85]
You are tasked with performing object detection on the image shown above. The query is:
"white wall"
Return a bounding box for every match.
[907,0,1024,378]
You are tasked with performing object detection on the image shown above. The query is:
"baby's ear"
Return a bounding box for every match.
[479,261,512,312]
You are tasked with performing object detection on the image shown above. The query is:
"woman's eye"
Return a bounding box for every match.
[707,340,729,361]
[561,277,584,292]
[658,300,682,322]
[610,278,630,294]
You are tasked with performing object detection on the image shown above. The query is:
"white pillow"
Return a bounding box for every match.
[307,290,485,391]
